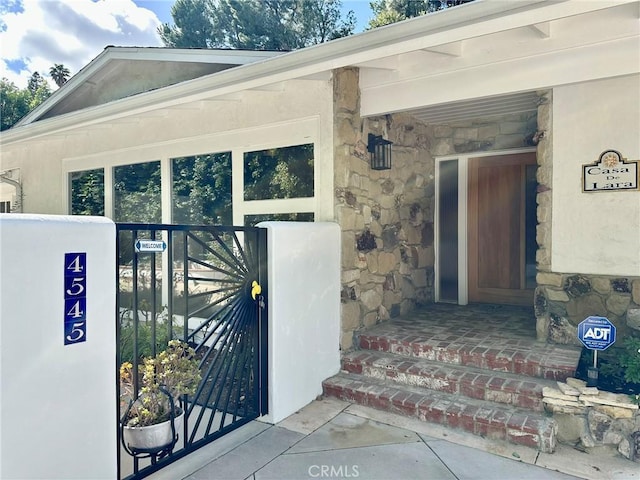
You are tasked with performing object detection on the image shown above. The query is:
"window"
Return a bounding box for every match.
[244,212,314,227]
[172,152,232,225]
[244,144,314,201]
[114,161,161,223]
[437,160,459,303]
[0,201,10,213]
[70,169,104,216]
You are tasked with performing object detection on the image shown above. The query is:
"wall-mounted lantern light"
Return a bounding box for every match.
[368,133,393,170]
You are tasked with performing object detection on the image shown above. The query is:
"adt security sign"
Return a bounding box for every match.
[578,316,616,351]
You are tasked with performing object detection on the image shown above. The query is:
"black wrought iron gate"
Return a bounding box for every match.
[116,224,268,480]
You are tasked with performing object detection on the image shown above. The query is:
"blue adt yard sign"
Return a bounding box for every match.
[578,316,616,351]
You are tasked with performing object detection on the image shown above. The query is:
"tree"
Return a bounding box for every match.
[368,0,474,28]
[0,75,51,131]
[158,0,215,48]
[159,0,356,50]
[243,144,314,202]
[172,152,233,225]
[70,169,105,216]
[113,162,162,223]
[27,71,46,95]
[49,64,71,87]
[0,79,30,131]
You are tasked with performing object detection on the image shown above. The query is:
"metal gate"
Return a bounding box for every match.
[116,224,268,479]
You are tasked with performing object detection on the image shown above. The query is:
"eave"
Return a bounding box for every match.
[1,0,637,146]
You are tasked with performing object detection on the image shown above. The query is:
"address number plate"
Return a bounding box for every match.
[64,253,87,345]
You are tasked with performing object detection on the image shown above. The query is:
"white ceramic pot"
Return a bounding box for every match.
[123,412,184,451]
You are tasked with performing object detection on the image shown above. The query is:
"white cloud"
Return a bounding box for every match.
[0,0,163,89]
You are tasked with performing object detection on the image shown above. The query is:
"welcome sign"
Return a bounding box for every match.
[582,150,639,192]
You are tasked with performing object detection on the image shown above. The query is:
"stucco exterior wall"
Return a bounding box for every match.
[551,75,640,277]
[333,68,435,350]
[535,75,640,342]
[0,78,335,221]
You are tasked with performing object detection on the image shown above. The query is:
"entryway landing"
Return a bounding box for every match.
[357,303,581,380]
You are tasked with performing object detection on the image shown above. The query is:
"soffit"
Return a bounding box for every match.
[18,48,285,126]
[407,91,540,125]
[40,60,236,120]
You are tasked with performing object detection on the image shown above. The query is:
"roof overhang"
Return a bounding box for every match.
[2,0,638,145]
[15,47,284,127]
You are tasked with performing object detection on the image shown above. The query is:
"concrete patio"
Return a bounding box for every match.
[144,397,639,480]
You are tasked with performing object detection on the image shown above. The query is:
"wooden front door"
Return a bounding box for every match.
[467,153,537,306]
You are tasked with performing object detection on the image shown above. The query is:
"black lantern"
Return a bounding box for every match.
[368,133,393,170]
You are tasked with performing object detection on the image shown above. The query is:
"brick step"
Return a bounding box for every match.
[342,350,557,412]
[357,331,580,381]
[322,372,557,453]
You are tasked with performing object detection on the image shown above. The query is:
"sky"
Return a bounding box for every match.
[0,0,373,89]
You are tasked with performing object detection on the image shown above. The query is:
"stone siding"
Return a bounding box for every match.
[333,68,435,350]
[535,91,553,274]
[429,111,538,157]
[536,274,640,344]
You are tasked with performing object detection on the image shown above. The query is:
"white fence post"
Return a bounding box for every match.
[258,222,341,424]
[0,214,116,479]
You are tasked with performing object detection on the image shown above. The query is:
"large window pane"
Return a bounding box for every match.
[114,161,161,223]
[244,144,314,201]
[70,168,104,216]
[172,152,232,225]
[244,212,314,227]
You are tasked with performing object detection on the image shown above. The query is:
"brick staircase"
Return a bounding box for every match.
[322,305,582,453]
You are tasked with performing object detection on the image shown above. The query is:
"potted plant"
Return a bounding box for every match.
[120,340,202,452]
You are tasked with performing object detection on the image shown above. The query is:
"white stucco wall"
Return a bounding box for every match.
[0,78,335,223]
[0,214,116,479]
[258,222,341,424]
[552,74,640,276]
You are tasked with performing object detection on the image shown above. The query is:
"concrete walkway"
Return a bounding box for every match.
[146,398,639,480]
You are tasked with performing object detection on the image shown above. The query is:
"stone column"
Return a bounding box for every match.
[535,90,554,341]
[333,68,435,350]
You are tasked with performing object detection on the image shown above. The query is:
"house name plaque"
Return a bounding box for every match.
[582,150,639,192]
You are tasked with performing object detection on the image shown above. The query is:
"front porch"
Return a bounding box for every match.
[324,303,583,453]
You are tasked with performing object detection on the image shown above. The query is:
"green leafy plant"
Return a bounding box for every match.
[121,340,201,427]
[618,336,640,384]
[598,336,640,389]
[119,306,181,365]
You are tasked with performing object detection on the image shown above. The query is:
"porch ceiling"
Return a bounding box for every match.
[405,91,540,125]
[357,1,639,121]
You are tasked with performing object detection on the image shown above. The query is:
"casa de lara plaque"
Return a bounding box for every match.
[582,150,639,192]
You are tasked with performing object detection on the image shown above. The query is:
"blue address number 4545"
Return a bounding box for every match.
[64,253,87,345]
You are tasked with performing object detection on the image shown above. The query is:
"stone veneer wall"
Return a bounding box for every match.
[543,377,639,461]
[429,111,538,156]
[533,91,640,343]
[536,274,640,344]
[334,68,435,350]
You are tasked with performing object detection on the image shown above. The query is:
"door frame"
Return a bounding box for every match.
[434,147,537,305]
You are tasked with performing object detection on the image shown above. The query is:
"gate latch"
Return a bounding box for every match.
[251,280,262,300]
[251,281,265,309]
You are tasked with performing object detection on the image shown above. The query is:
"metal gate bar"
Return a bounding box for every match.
[116,224,268,480]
